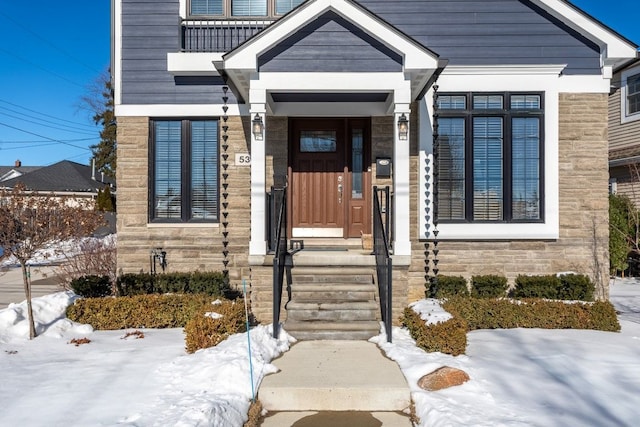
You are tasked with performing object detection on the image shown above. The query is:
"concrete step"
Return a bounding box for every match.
[259,341,410,411]
[292,274,373,284]
[283,320,380,340]
[292,286,376,302]
[287,301,378,322]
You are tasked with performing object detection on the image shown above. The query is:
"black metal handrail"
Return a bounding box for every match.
[271,184,287,339]
[373,186,393,343]
[180,19,274,52]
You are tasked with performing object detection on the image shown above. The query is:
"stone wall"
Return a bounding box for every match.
[116,115,252,286]
[408,93,610,300]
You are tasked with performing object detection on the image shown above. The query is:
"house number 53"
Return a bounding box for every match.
[235,153,251,165]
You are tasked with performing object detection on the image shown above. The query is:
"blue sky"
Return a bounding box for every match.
[0,1,637,167]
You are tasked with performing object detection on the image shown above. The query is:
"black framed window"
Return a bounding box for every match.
[150,119,219,223]
[190,0,303,17]
[437,93,544,223]
[627,73,640,116]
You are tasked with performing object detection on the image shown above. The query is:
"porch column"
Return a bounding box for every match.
[393,104,411,256]
[249,97,267,255]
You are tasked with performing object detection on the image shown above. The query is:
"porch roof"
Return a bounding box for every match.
[216,0,443,106]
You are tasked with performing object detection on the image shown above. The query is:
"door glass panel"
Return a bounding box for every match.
[351,129,363,199]
[300,130,336,152]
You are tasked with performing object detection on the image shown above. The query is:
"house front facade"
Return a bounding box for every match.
[113,0,637,324]
[609,58,640,205]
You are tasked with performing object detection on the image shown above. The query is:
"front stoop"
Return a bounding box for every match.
[283,266,381,340]
[259,341,411,412]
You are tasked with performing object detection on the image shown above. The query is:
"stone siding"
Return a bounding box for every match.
[409,93,610,300]
[116,115,252,286]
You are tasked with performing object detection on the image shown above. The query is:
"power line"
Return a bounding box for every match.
[0,99,97,130]
[0,111,97,136]
[0,137,95,144]
[0,47,85,89]
[0,121,92,151]
[0,10,102,75]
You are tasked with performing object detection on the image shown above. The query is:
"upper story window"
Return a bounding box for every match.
[627,73,640,115]
[189,0,305,17]
[621,65,640,124]
[436,93,544,223]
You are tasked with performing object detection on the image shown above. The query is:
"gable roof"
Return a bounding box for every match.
[0,161,114,194]
[219,0,442,102]
[0,166,42,182]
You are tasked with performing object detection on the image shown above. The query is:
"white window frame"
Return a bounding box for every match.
[620,64,640,124]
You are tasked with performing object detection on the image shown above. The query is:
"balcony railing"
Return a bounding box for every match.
[181,19,275,52]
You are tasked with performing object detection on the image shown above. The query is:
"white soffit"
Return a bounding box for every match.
[167,52,223,76]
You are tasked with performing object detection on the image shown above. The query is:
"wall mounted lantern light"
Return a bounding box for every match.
[252,113,264,141]
[397,113,409,141]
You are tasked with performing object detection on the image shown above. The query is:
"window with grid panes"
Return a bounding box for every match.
[189,0,304,16]
[150,119,219,222]
[436,93,543,222]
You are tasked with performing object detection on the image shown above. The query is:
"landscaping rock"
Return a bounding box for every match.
[418,366,470,391]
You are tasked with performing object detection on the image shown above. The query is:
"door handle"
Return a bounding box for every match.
[338,184,343,204]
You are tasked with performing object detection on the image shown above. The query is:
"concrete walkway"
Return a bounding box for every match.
[259,340,413,426]
[0,265,62,309]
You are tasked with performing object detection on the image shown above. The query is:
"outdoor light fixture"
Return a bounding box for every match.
[252,113,264,141]
[397,113,409,141]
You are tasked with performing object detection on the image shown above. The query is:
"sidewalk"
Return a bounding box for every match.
[259,340,413,426]
[0,265,62,309]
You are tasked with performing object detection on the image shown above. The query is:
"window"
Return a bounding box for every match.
[627,73,640,116]
[150,119,219,222]
[436,93,543,222]
[190,0,303,17]
[621,66,640,124]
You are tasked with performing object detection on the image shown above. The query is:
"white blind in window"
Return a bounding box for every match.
[473,117,503,220]
[191,0,223,15]
[191,121,219,220]
[232,0,267,16]
[155,121,182,219]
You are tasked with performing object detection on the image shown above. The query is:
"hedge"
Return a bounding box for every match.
[116,271,231,297]
[184,301,246,353]
[426,275,469,299]
[442,296,620,332]
[401,307,467,356]
[66,294,215,330]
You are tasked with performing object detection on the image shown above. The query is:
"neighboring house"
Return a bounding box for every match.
[0,160,41,183]
[113,0,637,326]
[0,160,115,204]
[609,58,640,205]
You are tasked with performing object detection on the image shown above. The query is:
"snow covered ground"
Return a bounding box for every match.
[1,279,639,426]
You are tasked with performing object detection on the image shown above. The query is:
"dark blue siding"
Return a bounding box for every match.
[119,0,603,105]
[258,11,403,72]
[121,0,237,105]
[357,0,600,74]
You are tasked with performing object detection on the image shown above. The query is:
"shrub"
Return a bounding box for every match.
[471,275,508,298]
[184,300,247,353]
[115,271,231,297]
[557,274,595,301]
[510,275,560,299]
[70,275,113,298]
[401,307,467,356]
[66,293,214,329]
[426,275,469,298]
[443,296,620,332]
[116,273,154,296]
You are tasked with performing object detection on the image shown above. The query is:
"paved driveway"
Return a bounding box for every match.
[0,265,62,309]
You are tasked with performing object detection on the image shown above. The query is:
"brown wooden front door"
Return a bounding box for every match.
[289,118,371,238]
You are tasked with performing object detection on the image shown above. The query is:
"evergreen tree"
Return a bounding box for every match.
[85,70,116,179]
